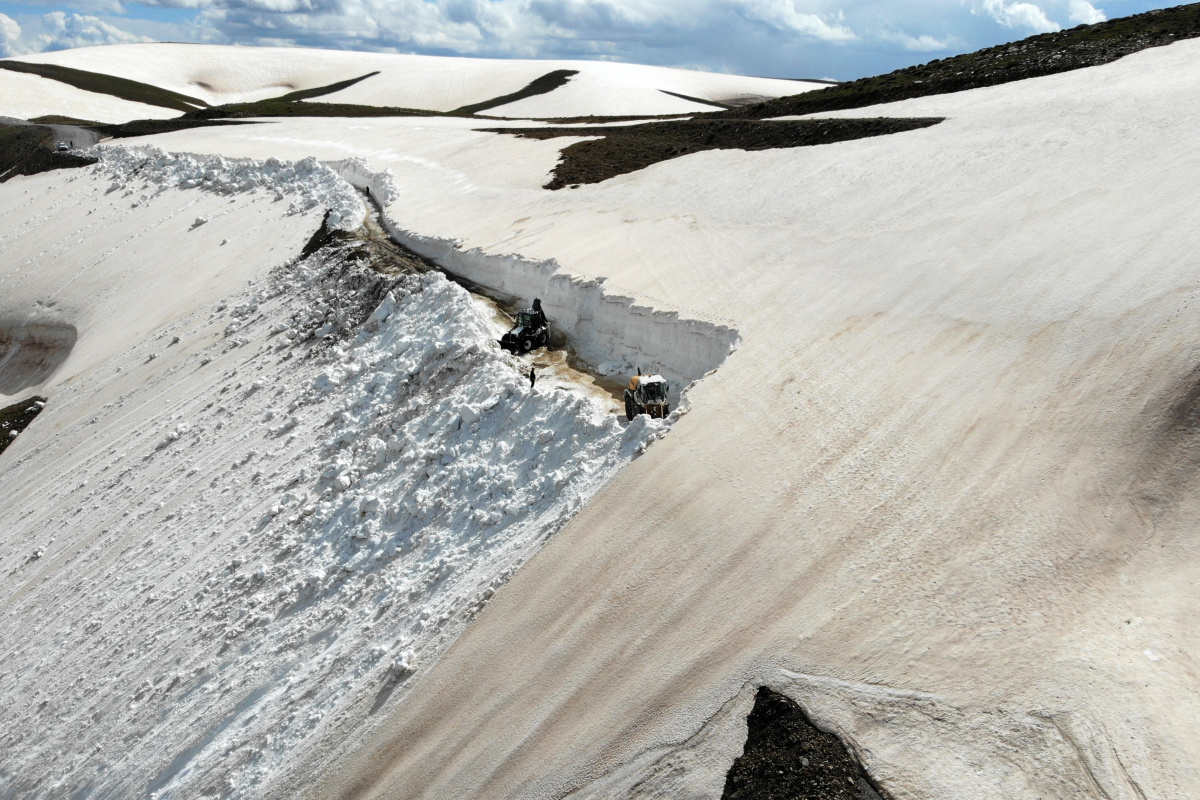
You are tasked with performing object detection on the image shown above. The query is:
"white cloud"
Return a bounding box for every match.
[1068,0,1106,25]
[528,0,679,31]
[883,30,959,52]
[34,11,153,51]
[0,0,1124,81]
[979,0,1061,33]
[0,13,21,57]
[734,0,856,42]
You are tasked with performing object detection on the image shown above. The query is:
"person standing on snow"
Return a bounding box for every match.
[529,367,536,388]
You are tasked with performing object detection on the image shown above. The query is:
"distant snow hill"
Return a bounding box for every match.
[1,44,825,123]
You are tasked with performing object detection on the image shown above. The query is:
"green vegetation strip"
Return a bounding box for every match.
[29,115,105,126]
[658,89,733,110]
[29,114,260,139]
[189,100,439,119]
[0,396,47,457]
[97,117,263,138]
[275,71,381,102]
[451,69,579,115]
[483,117,942,189]
[177,68,579,120]
[720,2,1200,119]
[0,61,207,113]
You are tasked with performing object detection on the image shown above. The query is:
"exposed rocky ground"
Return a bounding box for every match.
[0,396,46,456]
[0,123,96,182]
[486,117,943,189]
[722,688,883,800]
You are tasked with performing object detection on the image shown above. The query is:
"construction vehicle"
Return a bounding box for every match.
[499,298,549,355]
[624,370,670,420]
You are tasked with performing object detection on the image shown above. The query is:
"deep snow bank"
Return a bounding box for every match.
[0,219,667,799]
[330,158,740,401]
[98,145,366,231]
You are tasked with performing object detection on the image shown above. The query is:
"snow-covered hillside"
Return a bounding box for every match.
[4,30,1200,800]
[7,44,822,116]
[281,37,1198,800]
[0,67,179,123]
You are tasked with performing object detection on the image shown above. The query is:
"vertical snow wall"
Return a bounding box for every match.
[328,158,741,401]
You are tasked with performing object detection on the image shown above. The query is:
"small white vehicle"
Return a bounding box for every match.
[56,142,69,152]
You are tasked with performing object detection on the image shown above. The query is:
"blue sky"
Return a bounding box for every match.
[0,0,1185,80]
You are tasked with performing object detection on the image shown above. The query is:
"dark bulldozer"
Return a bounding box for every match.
[500,298,549,355]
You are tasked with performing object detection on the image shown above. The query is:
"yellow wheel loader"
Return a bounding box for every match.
[624,372,670,420]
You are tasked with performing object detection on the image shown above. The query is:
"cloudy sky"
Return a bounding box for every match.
[0,0,1183,79]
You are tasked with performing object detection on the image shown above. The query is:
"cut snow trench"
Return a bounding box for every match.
[0,146,736,800]
[328,156,741,405]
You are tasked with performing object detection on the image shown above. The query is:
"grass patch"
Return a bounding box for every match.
[29,115,104,126]
[0,124,96,182]
[0,396,47,457]
[189,100,438,119]
[450,69,578,115]
[102,70,578,121]
[513,113,693,124]
[659,89,733,110]
[25,114,261,140]
[275,71,380,102]
[93,117,261,138]
[720,3,1200,119]
[483,117,942,189]
[0,61,205,113]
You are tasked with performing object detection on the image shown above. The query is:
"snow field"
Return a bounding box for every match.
[266,41,1200,800]
[7,45,404,107]
[0,188,667,799]
[478,62,809,118]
